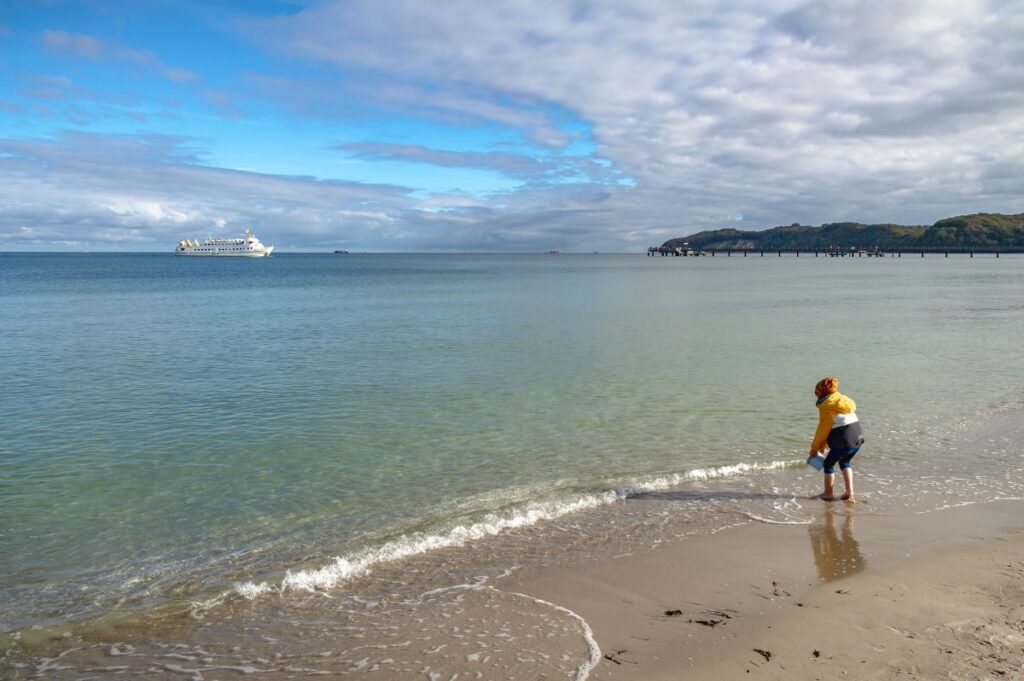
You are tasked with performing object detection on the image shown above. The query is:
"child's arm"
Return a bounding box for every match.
[810,409,831,454]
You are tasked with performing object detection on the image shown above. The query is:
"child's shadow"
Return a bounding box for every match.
[808,505,867,581]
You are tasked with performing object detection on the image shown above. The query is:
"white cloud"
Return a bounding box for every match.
[0,132,420,250]
[253,0,1024,235]
[8,2,1024,250]
[0,131,645,251]
[41,30,105,59]
[338,142,618,184]
[41,29,199,83]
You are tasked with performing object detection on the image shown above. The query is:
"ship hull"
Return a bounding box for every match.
[175,228,273,257]
[174,248,273,257]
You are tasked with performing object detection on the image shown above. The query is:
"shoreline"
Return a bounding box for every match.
[6,252,1024,656]
[4,408,1024,678]
[509,498,1024,680]
[7,501,1022,679]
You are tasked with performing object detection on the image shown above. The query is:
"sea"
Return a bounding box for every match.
[2,252,1024,678]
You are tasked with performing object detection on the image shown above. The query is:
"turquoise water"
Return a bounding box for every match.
[2,253,1024,632]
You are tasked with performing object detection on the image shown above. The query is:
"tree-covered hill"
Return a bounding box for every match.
[662,213,1024,251]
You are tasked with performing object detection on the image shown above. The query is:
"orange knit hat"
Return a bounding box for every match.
[814,376,839,398]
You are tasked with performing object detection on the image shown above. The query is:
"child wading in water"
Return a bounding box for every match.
[809,377,865,501]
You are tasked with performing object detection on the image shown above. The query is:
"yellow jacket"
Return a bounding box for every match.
[811,391,857,453]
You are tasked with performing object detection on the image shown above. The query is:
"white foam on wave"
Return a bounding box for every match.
[232,458,800,600]
[233,581,276,599]
[616,459,798,496]
[913,495,1024,515]
[501,588,601,681]
[235,490,623,597]
[741,512,813,525]
[415,583,601,681]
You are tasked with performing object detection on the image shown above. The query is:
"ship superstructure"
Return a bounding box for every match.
[175,228,273,257]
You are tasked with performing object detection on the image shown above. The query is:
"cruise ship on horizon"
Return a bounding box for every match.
[175,228,273,257]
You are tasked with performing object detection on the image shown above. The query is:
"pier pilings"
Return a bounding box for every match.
[646,246,1020,259]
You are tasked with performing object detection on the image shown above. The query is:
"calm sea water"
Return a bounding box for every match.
[2,252,1024,637]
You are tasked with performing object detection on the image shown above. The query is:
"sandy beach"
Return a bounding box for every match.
[4,406,1023,679]
[7,505,1022,681]
[8,509,1024,681]
[6,0,1024,675]
[511,499,1024,680]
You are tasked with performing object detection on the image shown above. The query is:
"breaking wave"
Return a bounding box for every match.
[231,458,799,600]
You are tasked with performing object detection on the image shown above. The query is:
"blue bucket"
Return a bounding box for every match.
[807,454,825,471]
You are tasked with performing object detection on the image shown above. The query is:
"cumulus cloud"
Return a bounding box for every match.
[253,0,1024,233]
[7,2,1024,250]
[0,131,644,251]
[0,132,406,249]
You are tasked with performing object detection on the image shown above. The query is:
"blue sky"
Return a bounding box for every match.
[2,1,590,192]
[1,1,1022,251]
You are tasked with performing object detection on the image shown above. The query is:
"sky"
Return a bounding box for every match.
[0,0,1022,252]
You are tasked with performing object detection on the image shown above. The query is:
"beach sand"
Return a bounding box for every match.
[5,411,1024,679]
[4,511,1023,681]
[7,502,1020,680]
[510,499,1024,680]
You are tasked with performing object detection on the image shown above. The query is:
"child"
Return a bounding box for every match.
[809,377,864,501]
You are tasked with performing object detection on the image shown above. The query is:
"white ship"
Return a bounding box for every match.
[175,228,274,257]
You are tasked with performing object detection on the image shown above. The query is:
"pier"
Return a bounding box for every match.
[646,246,1022,258]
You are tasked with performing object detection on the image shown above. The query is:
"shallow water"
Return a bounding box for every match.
[2,252,1024,675]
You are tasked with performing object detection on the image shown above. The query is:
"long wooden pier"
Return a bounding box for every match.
[647,246,1023,258]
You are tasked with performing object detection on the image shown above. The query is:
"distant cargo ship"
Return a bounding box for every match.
[175,228,273,257]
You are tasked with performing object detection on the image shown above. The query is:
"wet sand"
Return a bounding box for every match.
[510,498,1024,680]
[4,411,1024,679]
[6,500,1024,680]
[8,500,1021,679]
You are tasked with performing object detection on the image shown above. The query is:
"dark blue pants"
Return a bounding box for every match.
[823,447,859,475]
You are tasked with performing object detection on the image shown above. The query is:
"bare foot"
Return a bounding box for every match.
[816,493,835,501]
[841,493,855,502]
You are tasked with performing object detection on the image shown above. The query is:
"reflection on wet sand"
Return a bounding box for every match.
[809,505,867,581]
